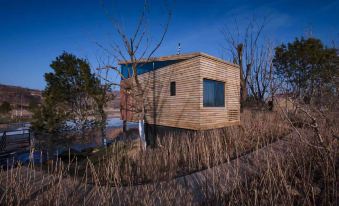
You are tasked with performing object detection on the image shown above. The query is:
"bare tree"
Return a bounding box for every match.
[97,0,172,149]
[247,41,274,103]
[93,61,115,146]
[222,16,271,107]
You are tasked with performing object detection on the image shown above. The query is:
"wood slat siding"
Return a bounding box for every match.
[198,55,240,130]
[120,54,240,130]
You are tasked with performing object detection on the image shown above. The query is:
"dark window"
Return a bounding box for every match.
[120,60,183,79]
[203,79,225,107]
[170,82,176,96]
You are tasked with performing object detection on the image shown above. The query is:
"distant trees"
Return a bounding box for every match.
[0,101,12,114]
[32,52,108,135]
[273,37,338,105]
[223,15,338,109]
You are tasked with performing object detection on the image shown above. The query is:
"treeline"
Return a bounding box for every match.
[222,18,338,109]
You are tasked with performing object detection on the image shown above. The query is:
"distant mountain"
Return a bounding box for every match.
[0,84,42,108]
[0,84,121,105]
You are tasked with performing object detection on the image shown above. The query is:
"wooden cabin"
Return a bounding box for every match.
[120,52,240,131]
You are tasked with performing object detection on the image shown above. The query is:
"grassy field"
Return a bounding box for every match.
[0,107,337,205]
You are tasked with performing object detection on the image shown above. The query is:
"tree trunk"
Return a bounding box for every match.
[237,43,248,111]
[240,79,248,111]
[100,124,106,146]
[99,107,107,147]
[138,103,147,150]
[122,120,127,132]
[133,71,154,149]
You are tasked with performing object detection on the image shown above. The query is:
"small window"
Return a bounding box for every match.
[203,79,225,107]
[170,82,176,96]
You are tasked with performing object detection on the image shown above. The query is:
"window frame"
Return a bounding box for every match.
[170,81,176,96]
[203,78,225,107]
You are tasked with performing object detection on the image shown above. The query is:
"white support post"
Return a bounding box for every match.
[139,120,146,150]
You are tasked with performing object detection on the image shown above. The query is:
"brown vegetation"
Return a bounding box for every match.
[90,110,289,185]
[0,108,337,205]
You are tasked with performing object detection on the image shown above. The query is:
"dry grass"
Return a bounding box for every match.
[88,110,290,185]
[0,108,337,205]
[210,108,338,206]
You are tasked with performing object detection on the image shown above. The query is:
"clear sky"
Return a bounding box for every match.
[0,0,338,90]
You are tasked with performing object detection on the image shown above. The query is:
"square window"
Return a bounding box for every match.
[203,79,225,107]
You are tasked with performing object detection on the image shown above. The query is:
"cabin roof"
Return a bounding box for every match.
[118,52,239,68]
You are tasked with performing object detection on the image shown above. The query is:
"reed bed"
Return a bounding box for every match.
[0,109,337,205]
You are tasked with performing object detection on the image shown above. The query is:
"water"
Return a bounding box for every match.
[107,118,138,128]
[1,118,137,168]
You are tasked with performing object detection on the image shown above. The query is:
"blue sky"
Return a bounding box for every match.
[0,0,338,89]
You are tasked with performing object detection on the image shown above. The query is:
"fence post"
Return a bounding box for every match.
[0,131,6,152]
[28,129,31,147]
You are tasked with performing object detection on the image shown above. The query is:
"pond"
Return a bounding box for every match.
[0,118,139,168]
[107,118,138,128]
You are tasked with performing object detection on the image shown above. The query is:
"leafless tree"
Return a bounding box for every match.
[222,16,273,107]
[247,40,275,103]
[93,58,116,146]
[70,83,98,136]
[97,0,172,149]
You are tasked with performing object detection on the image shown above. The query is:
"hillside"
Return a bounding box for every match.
[0,84,121,119]
[0,84,42,108]
[0,84,120,107]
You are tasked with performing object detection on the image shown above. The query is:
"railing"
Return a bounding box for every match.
[0,129,31,153]
[0,122,30,132]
